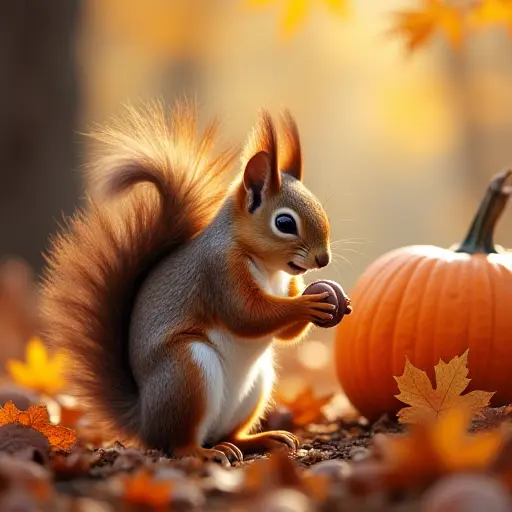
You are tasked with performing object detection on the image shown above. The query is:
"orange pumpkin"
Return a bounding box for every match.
[334,170,512,421]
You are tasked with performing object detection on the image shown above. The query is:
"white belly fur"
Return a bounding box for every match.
[189,262,291,446]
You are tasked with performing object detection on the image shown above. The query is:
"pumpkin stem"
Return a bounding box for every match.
[455,169,512,254]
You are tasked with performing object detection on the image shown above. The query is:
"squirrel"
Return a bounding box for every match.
[40,100,337,466]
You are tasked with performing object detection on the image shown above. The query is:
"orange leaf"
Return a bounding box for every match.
[0,401,22,425]
[394,349,495,425]
[276,386,334,426]
[0,401,76,452]
[120,469,174,509]
[390,0,466,52]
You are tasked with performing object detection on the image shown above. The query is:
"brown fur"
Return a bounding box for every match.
[40,100,236,437]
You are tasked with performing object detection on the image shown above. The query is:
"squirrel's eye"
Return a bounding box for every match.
[275,214,298,235]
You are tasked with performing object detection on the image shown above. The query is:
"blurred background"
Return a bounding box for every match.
[1,0,512,404]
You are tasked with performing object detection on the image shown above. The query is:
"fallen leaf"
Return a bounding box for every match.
[275,386,334,426]
[394,349,495,424]
[243,450,330,502]
[118,468,174,510]
[6,337,67,396]
[0,402,76,452]
[390,0,466,52]
[348,407,505,494]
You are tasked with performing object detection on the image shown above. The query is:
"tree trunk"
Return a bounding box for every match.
[0,0,82,275]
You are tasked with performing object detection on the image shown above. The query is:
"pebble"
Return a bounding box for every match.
[308,459,351,479]
[349,446,370,462]
[421,473,512,512]
[254,489,313,512]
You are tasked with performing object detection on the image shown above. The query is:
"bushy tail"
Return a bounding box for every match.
[40,100,236,438]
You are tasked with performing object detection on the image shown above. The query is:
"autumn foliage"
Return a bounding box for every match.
[0,402,76,453]
[395,350,495,424]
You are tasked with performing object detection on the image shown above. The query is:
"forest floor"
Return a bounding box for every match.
[5,401,506,512]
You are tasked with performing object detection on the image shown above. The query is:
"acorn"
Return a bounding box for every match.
[302,280,352,328]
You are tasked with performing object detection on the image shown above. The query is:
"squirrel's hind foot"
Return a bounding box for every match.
[175,445,240,467]
[231,430,300,455]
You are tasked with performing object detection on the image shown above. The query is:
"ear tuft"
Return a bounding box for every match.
[278,108,302,181]
[242,109,280,194]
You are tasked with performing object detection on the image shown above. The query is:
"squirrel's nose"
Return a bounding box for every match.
[315,252,330,268]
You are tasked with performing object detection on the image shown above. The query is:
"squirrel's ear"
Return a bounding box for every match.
[241,109,280,213]
[279,109,302,181]
[243,151,276,214]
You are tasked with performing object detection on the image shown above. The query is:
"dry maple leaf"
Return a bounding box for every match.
[394,349,495,425]
[390,0,466,52]
[0,401,76,452]
[248,0,349,38]
[7,337,67,396]
[348,407,505,494]
[275,386,334,426]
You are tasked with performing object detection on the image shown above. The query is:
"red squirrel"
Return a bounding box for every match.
[41,100,338,465]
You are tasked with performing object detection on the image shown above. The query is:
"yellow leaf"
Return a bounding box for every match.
[390,0,465,52]
[321,0,349,16]
[247,0,349,38]
[469,0,512,31]
[6,337,67,396]
[281,0,309,37]
[0,401,76,452]
[394,349,495,425]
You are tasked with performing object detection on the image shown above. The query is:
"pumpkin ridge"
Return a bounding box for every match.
[480,257,496,387]
[432,258,464,381]
[466,256,491,389]
[364,254,422,414]
[410,257,440,376]
[424,255,451,380]
[490,262,512,401]
[351,253,415,415]
[366,254,421,408]
[390,255,432,380]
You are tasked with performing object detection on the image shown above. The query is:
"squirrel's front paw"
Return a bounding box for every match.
[295,293,336,324]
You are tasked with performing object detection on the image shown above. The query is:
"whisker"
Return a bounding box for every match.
[322,195,333,208]
[329,259,342,278]
[330,238,370,246]
[332,254,358,273]
[332,248,366,257]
